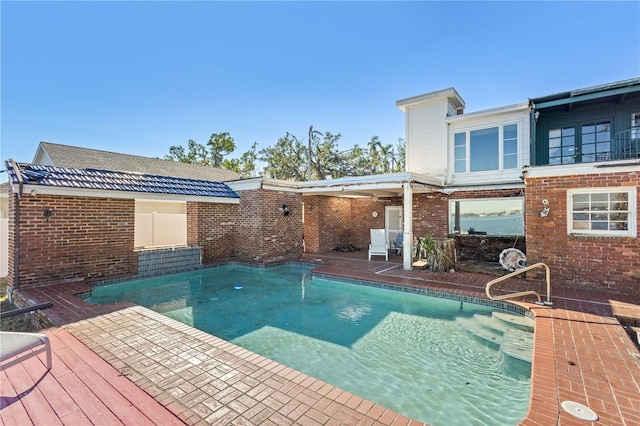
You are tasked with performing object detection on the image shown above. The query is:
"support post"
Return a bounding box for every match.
[402,182,413,270]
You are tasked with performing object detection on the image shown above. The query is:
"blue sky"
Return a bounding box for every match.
[2,1,639,171]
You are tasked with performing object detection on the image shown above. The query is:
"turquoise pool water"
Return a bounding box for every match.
[87,264,531,425]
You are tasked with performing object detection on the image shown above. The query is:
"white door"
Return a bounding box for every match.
[385,206,403,246]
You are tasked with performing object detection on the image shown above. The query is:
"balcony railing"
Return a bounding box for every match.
[611,127,639,160]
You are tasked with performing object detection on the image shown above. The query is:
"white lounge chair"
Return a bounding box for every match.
[0,331,52,371]
[368,229,389,261]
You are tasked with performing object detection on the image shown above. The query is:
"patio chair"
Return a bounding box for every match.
[392,233,403,256]
[0,331,52,372]
[368,229,389,261]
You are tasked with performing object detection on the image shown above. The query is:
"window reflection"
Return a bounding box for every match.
[449,198,524,236]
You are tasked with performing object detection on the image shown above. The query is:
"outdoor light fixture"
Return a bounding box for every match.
[534,111,541,122]
[282,204,290,216]
[43,208,53,222]
[540,199,550,217]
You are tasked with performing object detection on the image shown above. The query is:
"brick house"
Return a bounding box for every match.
[298,78,639,291]
[4,78,639,294]
[3,159,304,291]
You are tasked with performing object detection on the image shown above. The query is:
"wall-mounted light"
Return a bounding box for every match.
[30,190,37,197]
[540,199,550,217]
[43,208,53,222]
[534,111,541,122]
[281,204,290,216]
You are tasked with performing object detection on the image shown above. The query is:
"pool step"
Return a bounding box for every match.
[493,311,535,332]
[456,317,503,348]
[456,313,533,363]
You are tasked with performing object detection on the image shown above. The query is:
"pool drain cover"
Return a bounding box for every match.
[561,401,598,421]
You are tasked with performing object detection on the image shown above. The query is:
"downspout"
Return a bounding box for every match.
[12,191,20,296]
[8,160,24,294]
[529,100,537,166]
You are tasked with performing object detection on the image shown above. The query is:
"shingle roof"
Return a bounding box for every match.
[6,162,240,199]
[35,142,241,182]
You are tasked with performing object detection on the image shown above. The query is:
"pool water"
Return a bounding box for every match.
[87,264,532,425]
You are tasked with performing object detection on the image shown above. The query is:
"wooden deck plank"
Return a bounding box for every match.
[1,329,185,426]
[49,329,183,426]
[18,352,91,425]
[48,336,137,425]
[1,361,63,426]
[0,370,33,426]
[51,330,187,426]
[52,359,123,425]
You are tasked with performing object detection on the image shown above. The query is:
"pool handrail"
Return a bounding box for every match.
[485,262,553,306]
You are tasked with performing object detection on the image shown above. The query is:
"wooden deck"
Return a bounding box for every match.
[1,328,187,426]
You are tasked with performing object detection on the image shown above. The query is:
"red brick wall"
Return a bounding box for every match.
[304,189,527,261]
[187,202,237,263]
[413,192,449,238]
[525,171,639,291]
[236,189,303,262]
[8,193,136,288]
[302,196,400,252]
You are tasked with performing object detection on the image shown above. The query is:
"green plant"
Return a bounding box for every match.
[415,234,435,259]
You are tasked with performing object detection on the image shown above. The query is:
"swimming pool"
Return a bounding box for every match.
[87,264,532,425]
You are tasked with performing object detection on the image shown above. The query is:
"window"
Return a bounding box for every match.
[503,124,518,169]
[548,126,575,165]
[454,132,466,173]
[632,112,640,140]
[449,198,524,236]
[454,124,519,173]
[581,122,611,162]
[568,188,636,237]
[548,121,611,164]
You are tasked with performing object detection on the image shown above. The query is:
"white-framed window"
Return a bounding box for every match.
[449,197,524,236]
[567,188,637,237]
[454,123,519,173]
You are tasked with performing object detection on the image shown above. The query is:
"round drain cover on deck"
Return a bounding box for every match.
[561,401,598,421]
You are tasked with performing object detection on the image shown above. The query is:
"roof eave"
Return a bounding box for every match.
[396,87,465,111]
[19,183,240,204]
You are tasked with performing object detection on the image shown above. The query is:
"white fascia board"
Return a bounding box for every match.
[408,171,445,187]
[17,183,240,204]
[396,88,465,111]
[523,161,640,179]
[446,102,529,123]
[441,182,525,194]
[226,177,266,192]
[298,182,405,195]
[231,173,445,195]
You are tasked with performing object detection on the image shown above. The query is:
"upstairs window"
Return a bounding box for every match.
[548,121,611,164]
[548,127,576,164]
[581,122,611,162]
[470,128,499,171]
[454,132,466,173]
[568,188,636,237]
[454,124,519,173]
